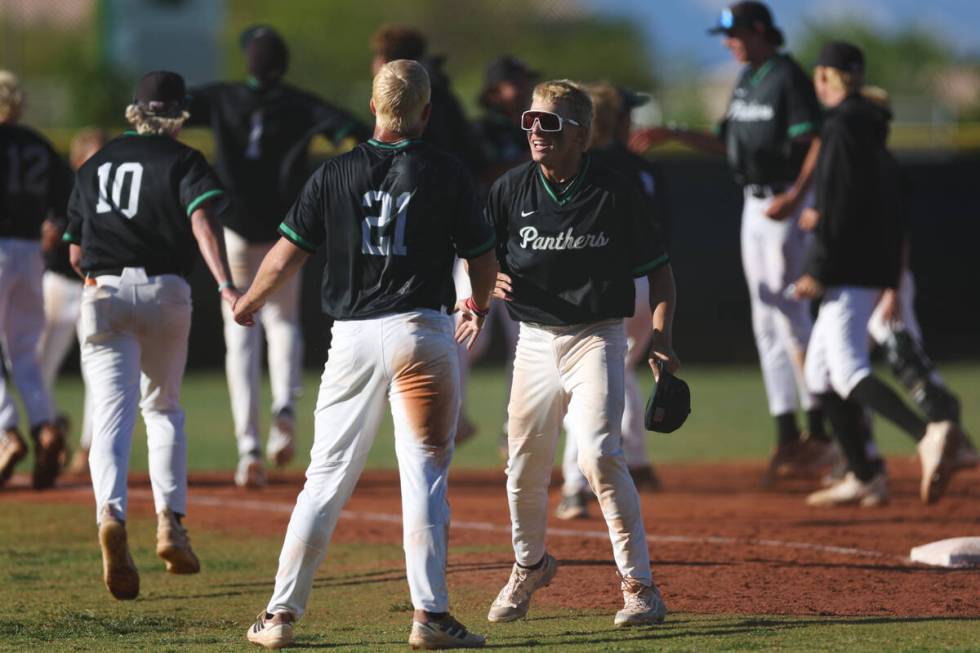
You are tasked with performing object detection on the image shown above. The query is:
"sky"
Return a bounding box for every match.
[586,0,980,72]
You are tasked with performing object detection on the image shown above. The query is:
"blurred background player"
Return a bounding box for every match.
[556,82,671,520]
[0,70,71,490]
[236,59,496,650]
[453,55,536,446]
[650,1,834,484]
[64,70,238,599]
[793,43,967,507]
[187,26,370,488]
[37,128,107,476]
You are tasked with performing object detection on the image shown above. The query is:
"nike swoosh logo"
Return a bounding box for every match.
[521,209,536,217]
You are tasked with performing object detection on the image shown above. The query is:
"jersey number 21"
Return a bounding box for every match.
[362,189,412,256]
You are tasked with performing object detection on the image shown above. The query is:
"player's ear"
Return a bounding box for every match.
[369,98,377,117]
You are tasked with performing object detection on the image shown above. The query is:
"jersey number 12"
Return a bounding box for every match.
[362,190,412,256]
[96,162,143,219]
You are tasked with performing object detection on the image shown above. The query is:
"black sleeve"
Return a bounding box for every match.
[784,65,821,140]
[63,183,84,245]
[47,153,73,221]
[807,125,853,281]
[179,150,225,216]
[311,99,371,144]
[451,169,495,259]
[622,181,669,277]
[278,166,326,252]
[185,85,215,128]
[484,176,509,267]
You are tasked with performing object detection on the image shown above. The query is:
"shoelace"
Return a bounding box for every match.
[620,577,654,611]
[497,566,533,605]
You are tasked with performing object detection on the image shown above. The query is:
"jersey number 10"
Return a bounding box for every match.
[361,190,412,256]
[96,162,144,219]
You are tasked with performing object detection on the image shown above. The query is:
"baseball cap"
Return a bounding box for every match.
[134,70,187,117]
[484,56,539,89]
[644,364,692,434]
[241,25,289,83]
[708,1,784,47]
[618,87,650,112]
[817,41,865,74]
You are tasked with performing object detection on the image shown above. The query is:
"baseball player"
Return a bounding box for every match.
[0,70,71,490]
[187,26,370,488]
[238,60,496,650]
[651,1,835,483]
[37,128,107,476]
[486,80,674,627]
[556,82,672,520]
[792,43,966,507]
[63,70,238,599]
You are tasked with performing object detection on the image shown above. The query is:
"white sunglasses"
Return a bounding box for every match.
[521,110,581,132]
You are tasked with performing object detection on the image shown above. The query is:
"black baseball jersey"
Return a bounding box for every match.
[0,124,72,239]
[591,141,672,247]
[186,81,370,243]
[64,132,224,276]
[278,138,495,320]
[487,155,669,327]
[717,54,821,186]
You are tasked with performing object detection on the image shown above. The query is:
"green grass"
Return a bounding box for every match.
[1,503,977,652]
[22,362,980,473]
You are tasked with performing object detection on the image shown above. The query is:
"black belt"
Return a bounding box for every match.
[88,266,183,278]
[744,183,789,199]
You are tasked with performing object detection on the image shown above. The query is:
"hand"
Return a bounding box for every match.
[40,219,62,254]
[764,190,800,221]
[647,332,680,383]
[453,298,487,350]
[798,207,821,232]
[233,291,261,327]
[221,286,242,308]
[493,272,513,301]
[878,288,900,324]
[792,274,824,300]
[628,127,673,154]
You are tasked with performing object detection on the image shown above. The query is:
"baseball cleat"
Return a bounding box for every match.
[0,428,28,487]
[554,490,589,520]
[236,453,267,489]
[614,577,667,627]
[487,552,558,623]
[629,464,663,492]
[266,407,296,468]
[246,611,294,649]
[918,421,963,504]
[31,422,65,490]
[805,472,889,507]
[409,615,485,649]
[156,509,200,574]
[99,510,139,600]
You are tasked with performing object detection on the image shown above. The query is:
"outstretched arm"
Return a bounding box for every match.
[190,202,239,307]
[234,238,310,326]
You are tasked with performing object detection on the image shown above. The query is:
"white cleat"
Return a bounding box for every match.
[487,553,558,622]
[266,408,296,468]
[235,453,267,489]
[408,616,486,649]
[614,577,667,627]
[806,472,889,507]
[918,421,962,504]
[246,611,294,649]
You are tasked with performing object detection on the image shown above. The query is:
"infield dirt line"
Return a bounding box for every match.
[129,489,915,566]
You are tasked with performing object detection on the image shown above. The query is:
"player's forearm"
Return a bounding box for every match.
[238,238,309,314]
[647,263,677,344]
[465,250,498,310]
[789,137,820,198]
[68,243,84,280]
[191,207,234,289]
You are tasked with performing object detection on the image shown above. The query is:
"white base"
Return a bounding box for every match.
[910,537,980,568]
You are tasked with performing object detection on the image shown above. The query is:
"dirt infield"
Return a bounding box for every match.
[4,459,979,619]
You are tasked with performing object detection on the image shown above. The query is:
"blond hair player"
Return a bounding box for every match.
[238,60,497,650]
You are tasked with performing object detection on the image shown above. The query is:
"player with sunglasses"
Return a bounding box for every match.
[485,80,676,627]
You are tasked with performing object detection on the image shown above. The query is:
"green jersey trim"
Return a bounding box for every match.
[367,138,422,150]
[185,189,224,216]
[750,58,776,86]
[787,121,815,138]
[632,253,670,277]
[62,231,80,244]
[537,155,591,207]
[457,235,496,259]
[278,223,317,252]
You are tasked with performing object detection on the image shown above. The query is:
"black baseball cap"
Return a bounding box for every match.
[618,87,650,112]
[817,40,865,74]
[644,365,692,434]
[134,70,187,117]
[484,56,539,89]
[241,25,289,83]
[708,1,784,47]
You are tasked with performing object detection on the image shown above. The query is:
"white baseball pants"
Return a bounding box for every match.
[267,310,460,618]
[741,189,817,415]
[506,319,651,584]
[38,270,94,448]
[0,239,53,431]
[221,229,303,457]
[562,276,652,494]
[804,286,881,398]
[80,270,192,523]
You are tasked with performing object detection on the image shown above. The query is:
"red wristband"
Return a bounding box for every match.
[465,296,490,318]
